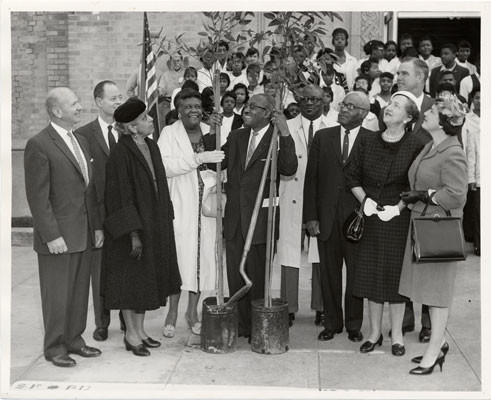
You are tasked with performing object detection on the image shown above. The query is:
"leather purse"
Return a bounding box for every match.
[343,196,367,243]
[412,198,466,263]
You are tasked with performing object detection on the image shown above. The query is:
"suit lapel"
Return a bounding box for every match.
[329,125,343,166]
[414,95,434,133]
[239,127,251,171]
[245,125,272,170]
[48,125,86,181]
[92,119,110,157]
[295,116,307,152]
[77,132,93,181]
[344,126,364,167]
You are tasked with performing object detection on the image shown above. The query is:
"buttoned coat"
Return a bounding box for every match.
[276,115,337,267]
[399,135,468,306]
[76,118,111,221]
[157,120,217,292]
[221,125,298,244]
[24,124,101,254]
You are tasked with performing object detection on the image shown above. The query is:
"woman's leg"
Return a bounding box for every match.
[389,302,405,345]
[366,300,384,342]
[420,306,449,367]
[164,293,181,327]
[186,291,201,325]
[122,310,140,345]
[134,311,147,340]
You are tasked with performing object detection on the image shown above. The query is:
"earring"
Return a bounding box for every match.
[178,114,181,119]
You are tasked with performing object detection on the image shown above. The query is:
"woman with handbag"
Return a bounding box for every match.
[346,91,424,356]
[399,92,468,375]
[157,89,225,337]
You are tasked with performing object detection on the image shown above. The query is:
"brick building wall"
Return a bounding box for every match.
[11,11,383,218]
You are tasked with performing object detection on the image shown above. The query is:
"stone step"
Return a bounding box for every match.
[11,227,33,247]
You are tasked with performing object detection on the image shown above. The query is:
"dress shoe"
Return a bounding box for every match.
[185,313,201,335]
[68,345,101,358]
[474,247,480,256]
[317,328,342,341]
[314,311,325,326]
[289,313,295,327]
[409,354,445,375]
[419,327,431,343]
[388,325,414,337]
[411,342,449,364]
[391,343,405,356]
[124,337,150,356]
[142,337,161,348]
[45,354,76,368]
[93,327,108,342]
[360,335,383,353]
[347,330,363,342]
[119,311,127,332]
[163,324,175,338]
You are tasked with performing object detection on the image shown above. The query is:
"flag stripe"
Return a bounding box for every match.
[141,12,159,113]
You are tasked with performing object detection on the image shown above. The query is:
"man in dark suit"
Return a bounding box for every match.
[304,91,370,342]
[428,43,469,98]
[24,87,104,367]
[222,93,298,338]
[76,80,123,341]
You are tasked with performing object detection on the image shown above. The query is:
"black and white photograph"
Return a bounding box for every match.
[1,1,489,398]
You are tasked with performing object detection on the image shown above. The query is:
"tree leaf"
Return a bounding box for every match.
[268,19,281,27]
[262,45,271,58]
[239,19,252,25]
[198,31,209,36]
[264,12,276,20]
[224,32,235,42]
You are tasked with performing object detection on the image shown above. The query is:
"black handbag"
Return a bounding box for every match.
[343,196,367,243]
[412,197,466,263]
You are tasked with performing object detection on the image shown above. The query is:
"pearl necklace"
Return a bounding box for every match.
[382,130,405,143]
[132,135,146,146]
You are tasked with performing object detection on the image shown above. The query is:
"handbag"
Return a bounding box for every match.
[343,196,367,243]
[202,185,226,218]
[412,195,466,263]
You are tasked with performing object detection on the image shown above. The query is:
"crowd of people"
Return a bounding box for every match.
[24,25,480,378]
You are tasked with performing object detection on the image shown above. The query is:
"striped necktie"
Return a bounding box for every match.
[245,130,259,167]
[67,131,89,186]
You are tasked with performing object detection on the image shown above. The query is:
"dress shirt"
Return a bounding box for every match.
[456,59,476,75]
[220,114,235,146]
[227,71,249,90]
[98,116,117,148]
[300,116,324,146]
[459,73,480,102]
[158,68,184,97]
[51,122,88,173]
[340,125,360,156]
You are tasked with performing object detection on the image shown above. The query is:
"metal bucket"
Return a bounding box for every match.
[251,298,289,355]
[200,297,238,354]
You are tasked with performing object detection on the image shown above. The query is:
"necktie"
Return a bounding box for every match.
[67,131,89,186]
[107,125,116,150]
[342,129,350,164]
[307,120,314,154]
[245,130,259,167]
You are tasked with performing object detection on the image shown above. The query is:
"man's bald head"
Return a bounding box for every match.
[337,91,370,130]
[46,87,82,129]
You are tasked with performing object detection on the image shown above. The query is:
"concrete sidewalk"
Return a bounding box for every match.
[5,240,482,398]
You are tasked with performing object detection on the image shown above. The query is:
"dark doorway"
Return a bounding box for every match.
[398,17,481,63]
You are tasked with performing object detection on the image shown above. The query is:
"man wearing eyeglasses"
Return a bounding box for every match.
[304,91,372,342]
[277,84,337,328]
[221,93,298,339]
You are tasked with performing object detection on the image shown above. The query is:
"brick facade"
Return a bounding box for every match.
[11,11,380,218]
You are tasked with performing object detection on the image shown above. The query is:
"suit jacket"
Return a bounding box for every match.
[76,118,110,221]
[24,124,102,254]
[303,125,370,241]
[407,135,468,217]
[231,113,244,131]
[221,125,298,244]
[378,94,434,144]
[428,64,470,98]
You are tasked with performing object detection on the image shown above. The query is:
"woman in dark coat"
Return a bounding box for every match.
[102,98,181,356]
[346,91,424,356]
[399,92,468,375]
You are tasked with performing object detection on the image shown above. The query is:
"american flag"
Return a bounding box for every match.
[139,12,159,134]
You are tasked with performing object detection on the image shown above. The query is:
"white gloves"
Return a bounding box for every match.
[363,198,380,216]
[197,150,225,164]
[377,205,400,222]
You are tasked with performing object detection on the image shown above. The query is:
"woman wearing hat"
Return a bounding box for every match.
[399,93,468,375]
[102,98,181,356]
[346,91,425,356]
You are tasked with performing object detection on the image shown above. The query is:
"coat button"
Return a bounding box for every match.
[298,155,302,159]
[292,200,296,204]
[295,177,299,181]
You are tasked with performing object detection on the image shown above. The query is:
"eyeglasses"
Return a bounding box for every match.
[246,103,269,111]
[338,102,368,111]
[299,96,322,104]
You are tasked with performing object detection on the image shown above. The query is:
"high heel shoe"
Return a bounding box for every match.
[124,337,150,356]
[391,343,405,356]
[142,337,161,348]
[360,334,383,353]
[411,342,449,364]
[185,313,201,335]
[409,354,445,375]
[163,324,175,338]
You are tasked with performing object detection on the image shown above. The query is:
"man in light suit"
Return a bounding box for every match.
[24,87,104,367]
[276,84,336,327]
[222,93,298,338]
[76,80,123,341]
[303,91,369,342]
